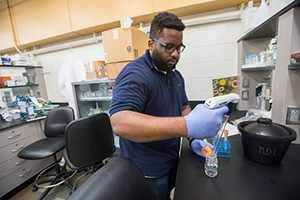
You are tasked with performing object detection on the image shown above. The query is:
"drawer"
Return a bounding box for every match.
[0,158,52,197]
[0,122,39,148]
[0,134,39,164]
[0,156,28,179]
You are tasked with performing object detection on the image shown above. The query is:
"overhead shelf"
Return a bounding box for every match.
[0,65,42,68]
[238,0,300,42]
[241,64,275,71]
[288,64,300,70]
[80,97,113,101]
[0,84,39,89]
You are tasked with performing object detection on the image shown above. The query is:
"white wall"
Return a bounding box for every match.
[36,42,105,102]
[178,19,241,100]
[35,13,242,103]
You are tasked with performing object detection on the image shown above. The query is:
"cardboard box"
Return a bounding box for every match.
[86,72,99,80]
[102,27,148,63]
[106,61,130,80]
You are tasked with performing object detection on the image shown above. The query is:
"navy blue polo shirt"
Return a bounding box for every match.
[109,49,189,177]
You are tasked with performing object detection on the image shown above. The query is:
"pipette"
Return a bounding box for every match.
[204,93,240,177]
[205,93,239,154]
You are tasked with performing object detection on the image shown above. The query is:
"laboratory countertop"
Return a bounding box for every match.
[174,135,300,200]
[0,116,46,132]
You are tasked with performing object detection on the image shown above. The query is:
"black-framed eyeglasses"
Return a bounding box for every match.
[153,38,186,53]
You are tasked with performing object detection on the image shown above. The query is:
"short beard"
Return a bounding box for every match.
[151,49,176,72]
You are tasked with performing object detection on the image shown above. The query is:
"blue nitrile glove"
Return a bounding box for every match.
[184,104,228,139]
[191,139,214,157]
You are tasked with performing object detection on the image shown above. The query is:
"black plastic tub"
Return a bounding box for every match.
[238,118,297,165]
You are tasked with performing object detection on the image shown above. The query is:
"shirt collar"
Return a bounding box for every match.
[144,50,175,75]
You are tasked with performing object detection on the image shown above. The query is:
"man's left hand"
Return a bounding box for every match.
[191,139,214,157]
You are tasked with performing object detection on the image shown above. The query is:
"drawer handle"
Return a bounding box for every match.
[16,160,27,166]
[8,133,21,139]
[19,169,31,178]
[11,145,24,153]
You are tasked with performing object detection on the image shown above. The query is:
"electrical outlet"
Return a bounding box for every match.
[242,78,250,88]
[242,90,249,100]
[286,107,300,125]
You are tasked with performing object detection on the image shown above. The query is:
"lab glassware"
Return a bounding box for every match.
[205,115,229,177]
[72,79,115,118]
[205,152,218,177]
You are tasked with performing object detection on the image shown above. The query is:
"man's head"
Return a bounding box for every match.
[148,12,186,72]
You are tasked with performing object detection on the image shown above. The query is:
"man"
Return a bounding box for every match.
[109,12,228,200]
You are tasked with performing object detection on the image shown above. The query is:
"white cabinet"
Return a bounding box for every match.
[9,0,79,47]
[72,80,120,147]
[0,120,53,197]
[0,158,51,197]
[0,122,38,149]
[72,79,115,118]
[0,0,16,54]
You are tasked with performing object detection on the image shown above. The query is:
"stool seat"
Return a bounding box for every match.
[18,137,65,159]
[17,107,75,200]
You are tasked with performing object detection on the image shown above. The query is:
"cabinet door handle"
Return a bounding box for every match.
[15,160,26,166]
[19,169,31,178]
[11,145,24,153]
[8,133,21,139]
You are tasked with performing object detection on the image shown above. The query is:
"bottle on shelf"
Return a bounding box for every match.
[241,1,258,33]
[108,86,114,97]
[260,51,266,64]
[266,38,277,66]
[97,61,107,79]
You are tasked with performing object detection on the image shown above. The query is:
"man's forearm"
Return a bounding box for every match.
[110,110,188,143]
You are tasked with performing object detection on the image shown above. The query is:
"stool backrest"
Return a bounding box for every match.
[64,113,115,169]
[44,107,75,138]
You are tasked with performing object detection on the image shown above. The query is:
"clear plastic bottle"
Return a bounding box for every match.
[255,53,260,64]
[266,38,277,66]
[260,51,266,64]
[245,56,248,65]
[97,61,106,78]
[241,1,258,33]
[273,47,277,64]
[108,88,113,97]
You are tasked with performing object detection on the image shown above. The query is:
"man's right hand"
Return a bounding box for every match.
[184,104,228,139]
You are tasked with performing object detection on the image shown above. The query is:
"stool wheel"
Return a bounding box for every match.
[32,185,38,192]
